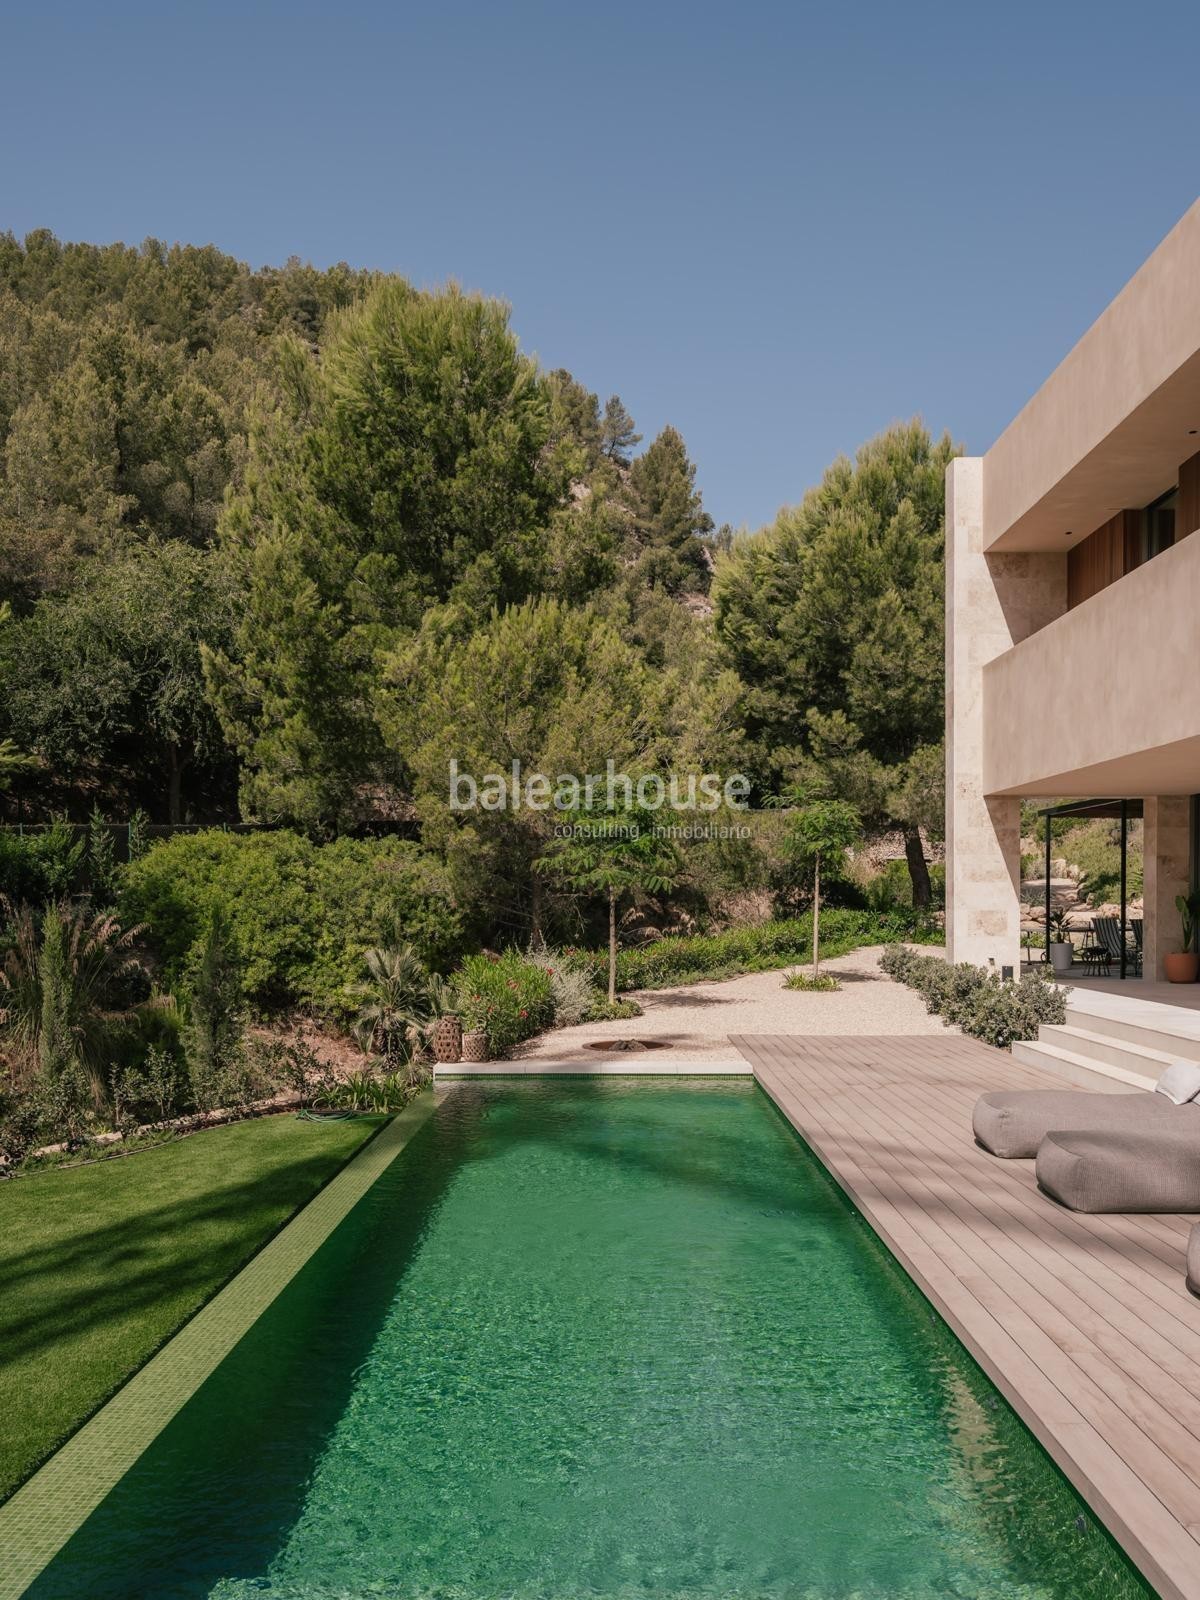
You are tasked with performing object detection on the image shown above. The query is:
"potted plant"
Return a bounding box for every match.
[1047,906,1074,974]
[458,991,491,1063]
[1165,892,1200,983]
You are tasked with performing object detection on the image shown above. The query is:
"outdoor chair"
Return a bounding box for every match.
[1092,915,1141,976]
[1077,925,1110,975]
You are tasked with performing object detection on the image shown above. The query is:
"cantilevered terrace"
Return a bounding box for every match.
[946,198,1200,980]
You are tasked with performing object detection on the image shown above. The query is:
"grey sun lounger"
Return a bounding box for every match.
[1188,1224,1200,1297]
[1036,1122,1200,1213]
[972,1089,1189,1159]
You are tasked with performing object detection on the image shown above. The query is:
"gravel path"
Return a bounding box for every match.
[516,944,953,1064]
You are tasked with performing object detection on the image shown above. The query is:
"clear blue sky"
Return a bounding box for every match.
[3,0,1199,532]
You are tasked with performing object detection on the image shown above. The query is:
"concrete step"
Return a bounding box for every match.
[1038,1023,1175,1082]
[1063,1003,1200,1064]
[1011,1037,1157,1091]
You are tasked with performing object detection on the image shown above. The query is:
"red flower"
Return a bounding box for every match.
[519,1009,528,1018]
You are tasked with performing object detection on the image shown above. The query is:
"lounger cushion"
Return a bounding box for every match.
[1187,1224,1200,1298]
[1155,1059,1200,1105]
[972,1089,1173,1159]
[1037,1123,1200,1213]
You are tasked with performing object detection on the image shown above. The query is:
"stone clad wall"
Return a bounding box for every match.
[945,457,1067,970]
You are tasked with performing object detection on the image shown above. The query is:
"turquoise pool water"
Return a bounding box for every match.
[30,1081,1153,1600]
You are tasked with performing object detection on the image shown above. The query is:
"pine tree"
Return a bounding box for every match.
[210,282,569,825]
[713,419,958,903]
[627,426,713,594]
[601,395,641,465]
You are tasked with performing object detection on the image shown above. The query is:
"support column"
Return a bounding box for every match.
[945,458,1022,972]
[1143,796,1190,979]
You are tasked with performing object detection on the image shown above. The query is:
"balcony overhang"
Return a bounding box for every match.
[983,199,1200,552]
[981,529,1200,796]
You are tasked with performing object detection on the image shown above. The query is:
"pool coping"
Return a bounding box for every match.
[0,1092,437,1600]
[436,1058,753,1076]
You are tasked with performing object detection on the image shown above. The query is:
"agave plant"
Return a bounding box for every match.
[0,899,144,1087]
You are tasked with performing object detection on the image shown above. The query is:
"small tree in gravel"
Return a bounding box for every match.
[781,794,861,979]
[538,806,681,1004]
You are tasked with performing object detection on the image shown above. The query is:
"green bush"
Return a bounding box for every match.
[455,951,554,1058]
[862,858,946,912]
[583,996,642,1022]
[0,822,85,908]
[579,910,940,993]
[526,950,596,1027]
[879,944,1066,1049]
[121,829,463,1013]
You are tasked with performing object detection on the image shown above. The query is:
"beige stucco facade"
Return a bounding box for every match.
[946,200,1200,980]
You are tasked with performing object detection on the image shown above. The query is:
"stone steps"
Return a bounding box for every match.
[1011,1036,1158,1091]
[1016,995,1200,1090]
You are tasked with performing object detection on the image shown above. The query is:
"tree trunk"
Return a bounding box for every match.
[904,827,931,908]
[812,851,821,979]
[530,867,544,946]
[166,746,185,826]
[608,888,618,1005]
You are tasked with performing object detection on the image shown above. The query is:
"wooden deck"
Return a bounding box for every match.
[732,1033,1200,1600]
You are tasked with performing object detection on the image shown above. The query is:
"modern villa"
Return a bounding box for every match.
[947,198,1200,986]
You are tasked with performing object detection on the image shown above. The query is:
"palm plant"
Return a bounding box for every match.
[349,942,446,1061]
[0,900,144,1088]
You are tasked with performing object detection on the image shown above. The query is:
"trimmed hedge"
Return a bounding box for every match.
[122,830,463,1013]
[579,911,941,993]
[879,944,1066,1049]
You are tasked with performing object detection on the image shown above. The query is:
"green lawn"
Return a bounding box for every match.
[0,1112,382,1502]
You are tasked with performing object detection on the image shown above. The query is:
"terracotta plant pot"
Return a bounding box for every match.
[1164,952,1200,983]
[461,1029,490,1063]
[430,1015,463,1063]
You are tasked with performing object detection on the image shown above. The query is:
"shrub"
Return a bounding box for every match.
[584,996,642,1022]
[0,900,144,1086]
[251,1037,341,1111]
[180,907,245,1111]
[526,949,596,1027]
[31,1059,95,1150]
[122,830,463,1013]
[0,821,85,908]
[782,972,840,992]
[455,951,554,1058]
[0,1087,41,1166]
[579,910,939,993]
[110,1044,187,1128]
[879,944,1066,1049]
[863,858,946,912]
[325,1067,422,1113]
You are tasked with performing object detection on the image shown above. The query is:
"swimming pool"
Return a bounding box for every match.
[27,1081,1153,1599]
